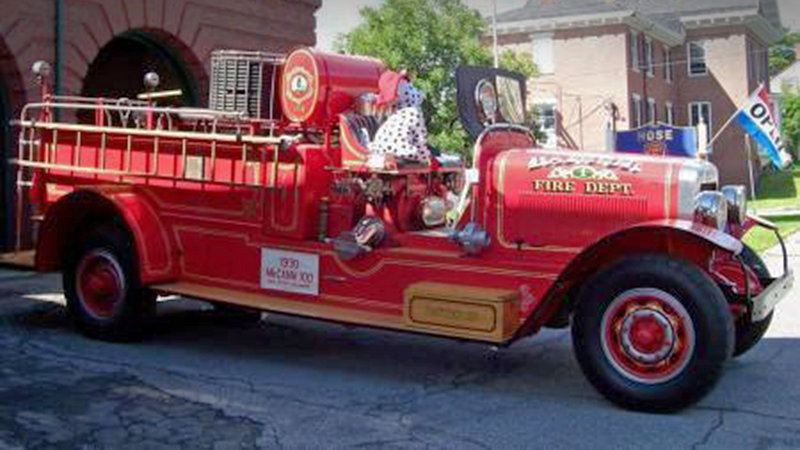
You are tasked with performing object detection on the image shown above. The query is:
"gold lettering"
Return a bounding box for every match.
[533,180,577,193]
[583,182,634,196]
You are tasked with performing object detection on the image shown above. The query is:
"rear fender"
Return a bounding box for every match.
[518,219,751,337]
[36,187,177,284]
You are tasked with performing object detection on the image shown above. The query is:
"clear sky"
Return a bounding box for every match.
[315,0,527,51]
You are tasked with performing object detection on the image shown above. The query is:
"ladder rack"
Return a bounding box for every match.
[10,96,296,252]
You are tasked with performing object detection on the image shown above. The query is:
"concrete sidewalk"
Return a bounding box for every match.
[751,206,800,219]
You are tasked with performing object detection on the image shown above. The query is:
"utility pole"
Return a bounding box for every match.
[493,0,499,68]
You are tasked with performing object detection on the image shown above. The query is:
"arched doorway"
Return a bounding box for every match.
[0,37,23,252]
[0,77,10,251]
[81,29,204,107]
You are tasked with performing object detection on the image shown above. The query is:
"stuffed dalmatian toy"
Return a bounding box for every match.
[369,71,431,165]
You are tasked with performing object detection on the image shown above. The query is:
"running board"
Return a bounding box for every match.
[150,282,513,344]
[0,251,36,269]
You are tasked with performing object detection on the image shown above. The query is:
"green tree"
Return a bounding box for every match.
[499,49,538,79]
[769,32,800,76]
[781,87,800,157]
[337,0,537,154]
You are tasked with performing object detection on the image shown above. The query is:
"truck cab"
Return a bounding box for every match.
[3,48,793,412]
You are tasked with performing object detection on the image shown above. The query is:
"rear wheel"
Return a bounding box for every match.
[732,245,774,357]
[572,255,733,412]
[64,226,156,342]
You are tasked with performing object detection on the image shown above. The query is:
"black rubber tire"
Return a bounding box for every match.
[732,245,774,357]
[572,255,734,412]
[63,226,156,342]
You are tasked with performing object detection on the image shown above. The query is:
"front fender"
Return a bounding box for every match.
[518,219,746,337]
[631,219,743,255]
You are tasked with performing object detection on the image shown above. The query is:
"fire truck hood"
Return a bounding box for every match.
[490,148,717,249]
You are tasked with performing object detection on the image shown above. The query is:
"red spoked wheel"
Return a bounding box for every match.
[76,249,127,320]
[572,255,733,412]
[601,288,695,385]
[64,226,156,342]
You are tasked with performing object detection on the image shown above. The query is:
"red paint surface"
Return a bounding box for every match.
[27,49,755,344]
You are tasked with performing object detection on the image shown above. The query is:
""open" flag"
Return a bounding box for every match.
[736,86,792,170]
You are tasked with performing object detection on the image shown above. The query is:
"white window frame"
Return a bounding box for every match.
[531,32,555,75]
[664,46,673,83]
[644,36,654,77]
[665,102,674,125]
[630,31,640,72]
[688,41,708,77]
[689,101,712,144]
[631,93,643,128]
[647,98,656,124]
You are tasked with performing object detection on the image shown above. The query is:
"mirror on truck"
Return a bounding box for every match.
[455,66,527,140]
[496,76,524,124]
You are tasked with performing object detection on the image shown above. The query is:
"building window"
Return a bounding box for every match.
[665,102,674,125]
[531,33,555,75]
[750,40,769,86]
[664,46,673,83]
[535,102,557,148]
[630,32,640,72]
[647,98,656,124]
[631,94,643,128]
[688,41,707,76]
[644,36,654,77]
[689,101,712,143]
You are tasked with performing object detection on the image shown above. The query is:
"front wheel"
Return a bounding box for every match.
[572,255,733,412]
[64,226,156,342]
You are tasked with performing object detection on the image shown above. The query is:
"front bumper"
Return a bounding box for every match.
[749,215,794,321]
[752,270,794,321]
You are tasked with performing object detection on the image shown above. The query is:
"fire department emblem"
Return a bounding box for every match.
[548,165,619,181]
[645,141,667,156]
[285,66,314,108]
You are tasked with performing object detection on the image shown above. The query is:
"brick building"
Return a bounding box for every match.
[494,0,785,188]
[0,0,321,250]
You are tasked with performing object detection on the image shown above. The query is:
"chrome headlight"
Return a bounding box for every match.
[694,191,728,231]
[420,196,447,228]
[721,185,747,226]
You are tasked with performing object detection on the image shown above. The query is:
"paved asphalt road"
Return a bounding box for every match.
[0,235,798,449]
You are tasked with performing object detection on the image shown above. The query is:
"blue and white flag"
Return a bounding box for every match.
[736,86,792,170]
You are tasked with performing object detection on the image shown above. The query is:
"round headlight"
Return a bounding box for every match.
[694,191,728,231]
[721,185,747,226]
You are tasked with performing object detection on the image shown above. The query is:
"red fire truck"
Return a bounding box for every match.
[2,48,793,411]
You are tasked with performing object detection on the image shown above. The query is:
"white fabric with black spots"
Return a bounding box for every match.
[370,80,430,163]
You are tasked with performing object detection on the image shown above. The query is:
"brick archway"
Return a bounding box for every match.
[81,28,207,106]
[0,35,24,251]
